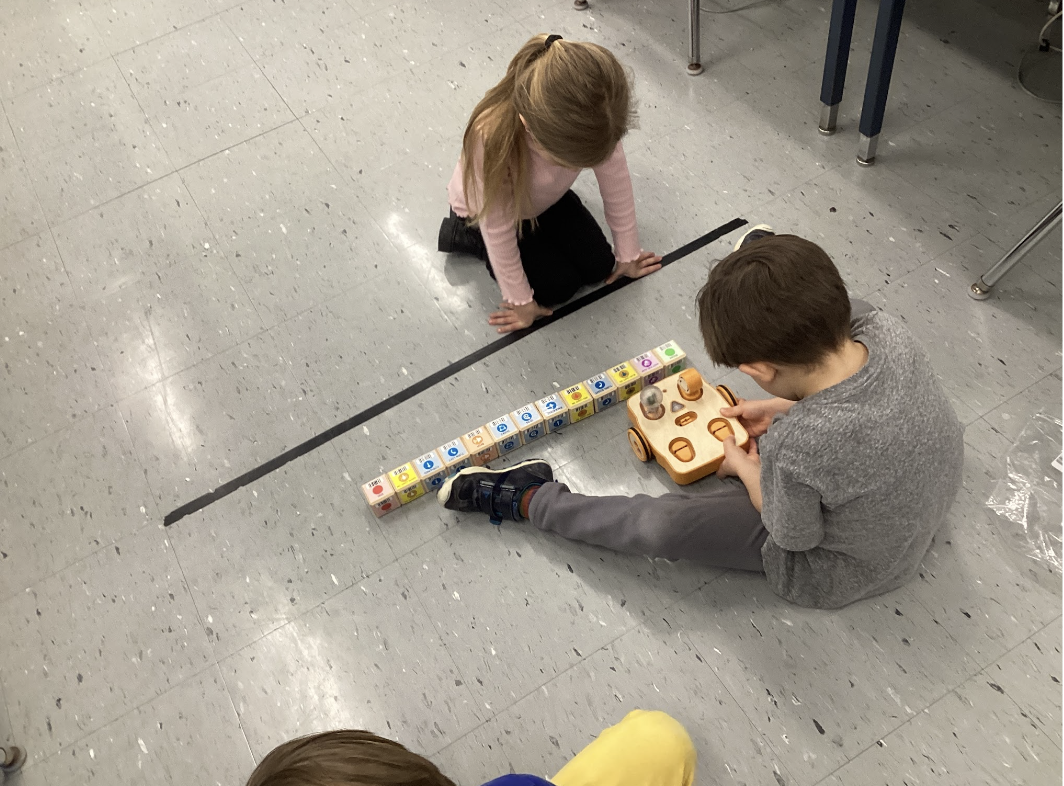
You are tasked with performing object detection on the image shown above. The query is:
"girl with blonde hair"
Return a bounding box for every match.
[439,34,661,333]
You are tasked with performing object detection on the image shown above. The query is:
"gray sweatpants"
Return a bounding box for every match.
[528,478,769,572]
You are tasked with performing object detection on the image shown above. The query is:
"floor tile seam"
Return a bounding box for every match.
[216,652,264,766]
[32,135,181,231]
[0,49,119,105]
[214,12,301,133]
[177,553,403,670]
[905,569,1040,676]
[734,156,849,225]
[127,54,284,127]
[0,396,117,463]
[8,89,163,167]
[422,611,662,760]
[0,90,63,239]
[885,157,1051,235]
[3,656,225,774]
[89,5,234,63]
[0,338,116,464]
[392,547,491,756]
[668,597,801,786]
[0,511,174,610]
[808,615,1064,786]
[975,613,1064,751]
[657,570,725,611]
[166,72,283,339]
[0,512,158,609]
[971,365,1064,426]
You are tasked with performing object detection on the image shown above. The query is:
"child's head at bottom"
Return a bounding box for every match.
[245,730,456,786]
[698,234,855,399]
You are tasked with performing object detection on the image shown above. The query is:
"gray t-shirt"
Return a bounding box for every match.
[758,310,964,609]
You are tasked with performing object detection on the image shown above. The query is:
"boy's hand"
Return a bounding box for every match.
[489,300,553,333]
[720,397,794,438]
[717,436,760,479]
[605,251,662,284]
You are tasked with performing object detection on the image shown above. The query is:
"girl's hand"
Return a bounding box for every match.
[488,300,553,333]
[716,436,760,480]
[605,251,662,284]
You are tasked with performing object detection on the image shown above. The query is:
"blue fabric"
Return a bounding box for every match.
[481,775,553,786]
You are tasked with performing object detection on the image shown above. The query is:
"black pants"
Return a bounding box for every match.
[461,191,616,307]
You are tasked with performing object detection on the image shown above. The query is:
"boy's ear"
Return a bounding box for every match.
[739,361,777,384]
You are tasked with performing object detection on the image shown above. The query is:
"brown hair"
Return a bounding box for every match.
[461,34,635,230]
[698,235,852,368]
[245,730,458,786]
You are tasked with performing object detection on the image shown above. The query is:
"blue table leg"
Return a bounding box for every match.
[819,0,859,135]
[857,0,907,165]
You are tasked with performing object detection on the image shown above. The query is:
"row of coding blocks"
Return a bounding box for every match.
[360,341,688,517]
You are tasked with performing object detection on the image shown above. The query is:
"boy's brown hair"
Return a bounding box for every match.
[245,730,458,786]
[698,235,852,368]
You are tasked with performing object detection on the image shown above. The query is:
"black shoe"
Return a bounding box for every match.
[437,459,553,524]
[438,210,488,261]
[733,223,775,251]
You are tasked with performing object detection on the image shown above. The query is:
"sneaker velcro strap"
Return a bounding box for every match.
[490,476,522,523]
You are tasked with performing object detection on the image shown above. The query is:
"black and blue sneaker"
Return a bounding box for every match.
[437,459,554,525]
[733,223,775,251]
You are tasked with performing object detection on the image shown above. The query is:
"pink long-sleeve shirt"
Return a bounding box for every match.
[447,137,642,305]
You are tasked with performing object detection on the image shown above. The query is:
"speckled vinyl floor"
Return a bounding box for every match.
[0,0,1061,784]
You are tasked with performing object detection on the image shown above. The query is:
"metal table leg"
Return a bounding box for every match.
[819,0,859,135]
[856,0,906,165]
[969,202,1063,300]
[688,0,703,75]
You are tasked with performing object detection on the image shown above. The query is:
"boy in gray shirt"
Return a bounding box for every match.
[437,229,965,609]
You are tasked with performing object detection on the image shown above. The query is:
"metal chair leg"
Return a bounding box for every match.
[819,0,859,135]
[969,202,1063,300]
[856,0,907,165]
[688,0,703,75]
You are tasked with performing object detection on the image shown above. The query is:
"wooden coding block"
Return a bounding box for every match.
[413,449,448,494]
[607,361,642,401]
[361,474,400,517]
[535,393,570,432]
[488,414,522,455]
[436,438,473,475]
[388,463,425,505]
[584,372,618,413]
[560,382,594,422]
[632,352,665,386]
[653,341,687,375]
[511,404,545,444]
[461,426,500,466]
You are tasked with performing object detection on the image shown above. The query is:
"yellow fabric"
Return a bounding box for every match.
[551,711,696,786]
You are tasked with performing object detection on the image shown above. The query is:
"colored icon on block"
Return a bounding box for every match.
[462,426,500,466]
[512,404,545,443]
[652,341,687,375]
[437,438,472,475]
[414,449,448,492]
[389,463,426,504]
[488,414,522,454]
[584,373,618,412]
[535,393,570,432]
[561,383,595,422]
[632,352,665,385]
[361,475,399,518]
[607,361,642,400]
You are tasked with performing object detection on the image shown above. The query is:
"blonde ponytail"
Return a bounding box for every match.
[460,34,634,230]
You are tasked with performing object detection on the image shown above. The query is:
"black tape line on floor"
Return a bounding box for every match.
[162,216,747,526]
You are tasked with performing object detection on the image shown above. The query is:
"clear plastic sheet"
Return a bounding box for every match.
[986,411,1063,593]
